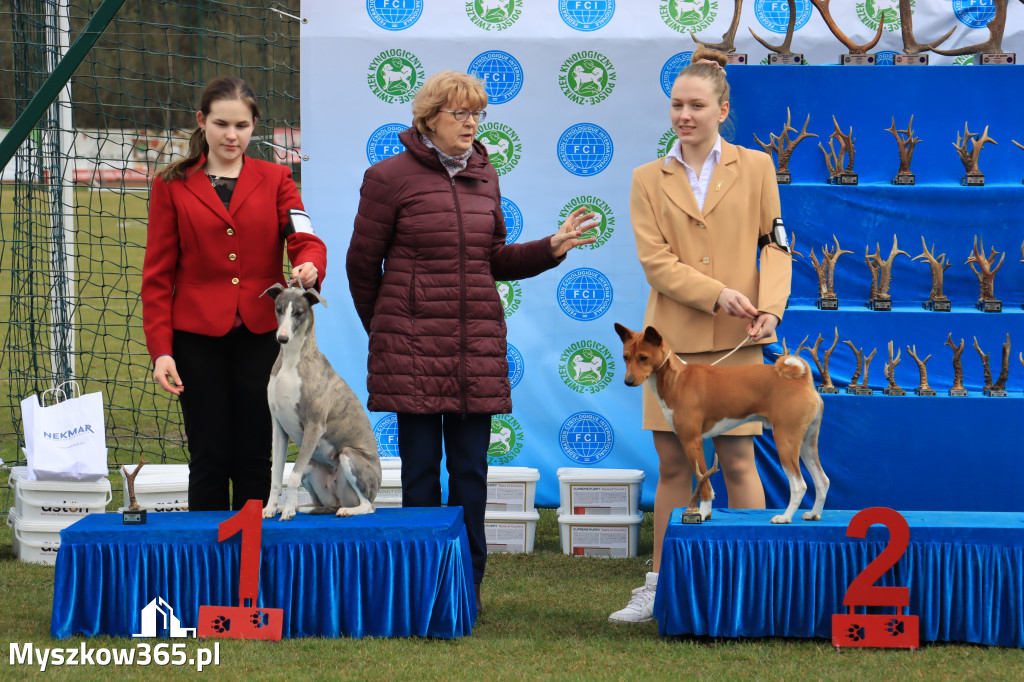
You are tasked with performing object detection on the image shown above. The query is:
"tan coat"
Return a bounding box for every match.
[629,140,792,431]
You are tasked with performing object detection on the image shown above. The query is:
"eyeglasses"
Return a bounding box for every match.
[440,109,487,122]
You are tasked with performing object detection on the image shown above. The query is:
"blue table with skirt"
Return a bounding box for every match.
[51,507,475,639]
[655,509,1024,648]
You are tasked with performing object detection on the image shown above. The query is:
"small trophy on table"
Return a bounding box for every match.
[683,454,719,524]
[121,456,148,525]
[912,236,951,311]
[753,108,817,185]
[865,235,909,311]
[893,0,954,65]
[883,341,906,396]
[843,340,876,395]
[821,117,858,185]
[690,0,747,64]
[977,334,1011,397]
[966,236,1004,312]
[887,116,919,185]
[751,0,803,65]
[955,123,997,186]
[806,328,840,394]
[810,0,883,65]
[907,345,936,396]
[810,236,853,310]
[945,334,969,397]
[930,0,1016,65]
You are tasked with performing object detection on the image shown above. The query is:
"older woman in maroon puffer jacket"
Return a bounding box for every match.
[348,70,594,616]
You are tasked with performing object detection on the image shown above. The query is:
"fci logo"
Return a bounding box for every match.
[466,0,522,30]
[559,51,616,105]
[367,49,424,104]
[661,0,718,34]
[558,195,614,250]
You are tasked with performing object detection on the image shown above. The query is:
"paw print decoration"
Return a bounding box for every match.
[250,610,270,629]
[210,615,231,633]
[846,624,865,642]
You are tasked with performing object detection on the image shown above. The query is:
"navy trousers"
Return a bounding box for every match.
[397,412,491,584]
[174,328,279,511]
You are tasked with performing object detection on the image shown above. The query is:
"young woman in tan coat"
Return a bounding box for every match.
[609,48,793,623]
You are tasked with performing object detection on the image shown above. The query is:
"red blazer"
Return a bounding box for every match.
[141,155,327,362]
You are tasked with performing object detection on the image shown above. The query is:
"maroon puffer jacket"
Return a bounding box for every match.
[347,128,563,415]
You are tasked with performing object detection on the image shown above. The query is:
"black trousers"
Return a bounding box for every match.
[397,412,491,585]
[174,328,279,511]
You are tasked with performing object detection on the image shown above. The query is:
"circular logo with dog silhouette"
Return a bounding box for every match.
[558,195,614,250]
[466,0,522,30]
[501,196,523,243]
[559,411,614,464]
[559,340,615,394]
[373,414,400,458]
[367,49,424,104]
[557,268,612,321]
[559,51,616,105]
[658,128,678,158]
[660,0,717,34]
[477,122,521,175]
[496,280,522,318]
[856,0,908,33]
[507,342,525,389]
[488,414,524,465]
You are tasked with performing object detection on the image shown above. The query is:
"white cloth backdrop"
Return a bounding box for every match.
[299,0,1023,509]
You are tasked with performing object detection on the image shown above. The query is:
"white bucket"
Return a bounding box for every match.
[486,466,539,513]
[557,511,644,558]
[374,468,402,509]
[380,456,401,470]
[484,509,539,554]
[9,467,111,522]
[556,468,645,517]
[6,508,68,565]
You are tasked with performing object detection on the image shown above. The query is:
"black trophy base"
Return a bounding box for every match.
[974,53,1015,65]
[892,173,915,185]
[769,53,803,65]
[725,54,747,65]
[831,173,858,185]
[846,386,874,396]
[817,385,840,394]
[948,388,969,397]
[924,299,951,312]
[883,387,906,397]
[776,170,791,185]
[122,508,147,525]
[894,54,928,65]
[681,511,704,524]
[869,298,892,311]
[816,297,839,310]
[984,388,1009,397]
[915,387,937,397]
[976,299,1002,313]
[841,53,875,65]
[961,174,985,186]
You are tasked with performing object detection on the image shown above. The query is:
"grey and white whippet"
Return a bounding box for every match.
[261,283,381,520]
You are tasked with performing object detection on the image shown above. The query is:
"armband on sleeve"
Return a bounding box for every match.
[285,209,315,237]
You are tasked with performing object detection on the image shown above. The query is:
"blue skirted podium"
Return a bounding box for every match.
[655,509,1024,648]
[51,507,475,639]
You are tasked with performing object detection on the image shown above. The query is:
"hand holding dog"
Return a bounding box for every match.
[291,262,319,289]
[550,206,598,257]
[746,312,779,342]
[153,355,184,396]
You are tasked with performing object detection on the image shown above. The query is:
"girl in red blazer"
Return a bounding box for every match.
[141,77,327,511]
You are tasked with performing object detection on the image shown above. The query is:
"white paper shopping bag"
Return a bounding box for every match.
[21,383,108,481]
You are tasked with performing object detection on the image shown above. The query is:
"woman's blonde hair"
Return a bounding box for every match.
[676,47,730,105]
[411,71,488,135]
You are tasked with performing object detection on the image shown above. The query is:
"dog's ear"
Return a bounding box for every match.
[303,288,328,308]
[614,322,633,343]
[643,326,663,346]
[261,282,286,300]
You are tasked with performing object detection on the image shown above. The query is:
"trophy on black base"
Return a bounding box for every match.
[843,340,876,395]
[121,457,148,525]
[894,0,955,65]
[810,0,883,64]
[753,108,817,185]
[1015,141,1024,185]
[978,334,1011,397]
[887,116,919,185]
[682,454,720,524]
[865,236,909,311]
[945,334,969,397]
[966,235,1004,312]
[913,236,952,311]
[807,328,840,394]
[820,117,858,184]
[907,345,936,396]
[690,0,747,65]
[752,0,804,65]
[883,341,906,396]
[931,0,1015,66]
[955,123,996,186]
[810,236,852,310]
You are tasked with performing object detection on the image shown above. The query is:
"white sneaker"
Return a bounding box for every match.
[608,572,658,623]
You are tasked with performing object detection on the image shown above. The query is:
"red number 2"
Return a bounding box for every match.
[843,506,910,610]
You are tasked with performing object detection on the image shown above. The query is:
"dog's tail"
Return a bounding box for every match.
[773,354,810,380]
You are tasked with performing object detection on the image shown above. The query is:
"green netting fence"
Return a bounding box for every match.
[0,0,302,511]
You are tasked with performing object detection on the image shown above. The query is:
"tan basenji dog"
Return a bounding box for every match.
[614,323,828,524]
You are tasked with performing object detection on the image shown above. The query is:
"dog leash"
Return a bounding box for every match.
[709,335,755,366]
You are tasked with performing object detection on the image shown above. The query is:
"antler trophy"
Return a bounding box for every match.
[930,0,1015,65]
[894,0,954,65]
[810,0,884,65]
[976,334,1011,397]
[966,235,1004,312]
[810,235,853,309]
[912,236,952,311]
[883,340,905,396]
[690,0,747,64]
[806,327,840,394]
[842,339,876,395]
[887,116,920,185]
[945,333,968,397]
[907,345,935,396]
[820,116,857,185]
[955,123,997,186]
[751,0,803,65]
[864,235,909,311]
[753,108,817,184]
[121,456,148,524]
[1015,140,1024,185]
